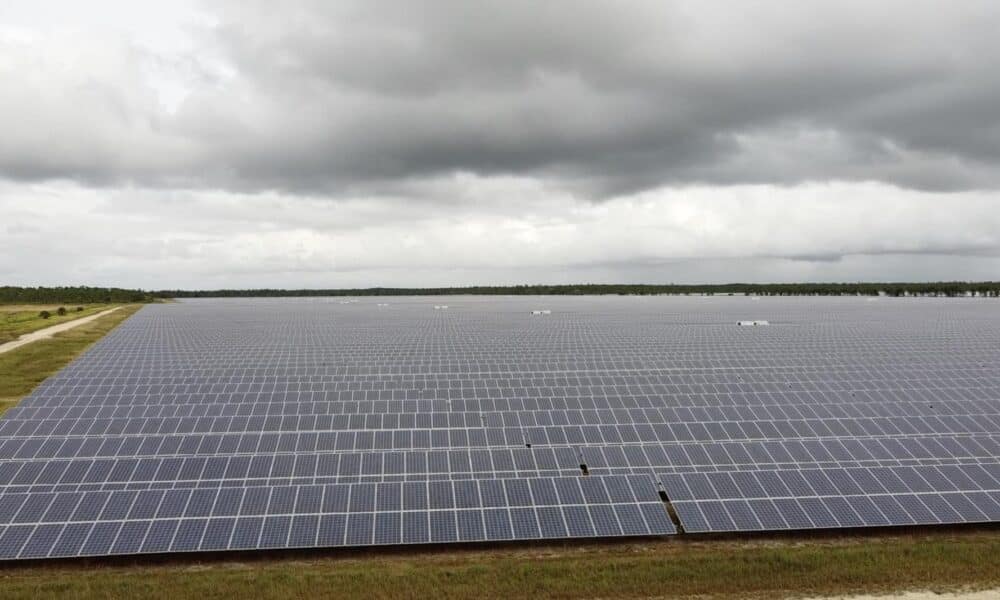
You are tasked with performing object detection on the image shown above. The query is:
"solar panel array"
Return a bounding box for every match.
[1,295,998,560]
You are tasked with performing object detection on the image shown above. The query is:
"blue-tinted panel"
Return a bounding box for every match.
[259,515,291,548]
[289,514,319,547]
[429,510,457,543]
[140,519,179,554]
[456,510,485,542]
[402,511,429,544]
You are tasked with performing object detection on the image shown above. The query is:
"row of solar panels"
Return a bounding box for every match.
[9,397,997,422]
[672,492,1000,533]
[2,424,996,463]
[31,374,1000,400]
[5,402,998,435]
[3,450,998,496]
[19,387,998,409]
[5,430,995,460]
[662,463,1000,499]
[663,463,1000,533]
[33,366,1000,380]
[33,371,997,393]
[38,361,1000,381]
[0,475,675,560]
[37,363,1000,377]
[4,458,998,498]
[0,474,663,523]
[3,464,999,560]
[3,434,996,468]
[2,414,997,441]
[2,431,997,472]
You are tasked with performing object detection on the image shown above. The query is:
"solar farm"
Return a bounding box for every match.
[1,295,999,561]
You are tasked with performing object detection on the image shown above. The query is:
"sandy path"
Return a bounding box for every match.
[0,307,121,354]
[808,590,1000,599]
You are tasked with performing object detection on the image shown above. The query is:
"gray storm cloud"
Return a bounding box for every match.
[0,1,999,288]
[2,0,999,194]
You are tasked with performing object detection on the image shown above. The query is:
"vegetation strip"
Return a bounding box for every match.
[0,532,998,599]
[0,308,122,354]
[4,283,1000,303]
[0,304,119,344]
[0,287,154,304]
[154,281,1000,297]
[0,305,143,415]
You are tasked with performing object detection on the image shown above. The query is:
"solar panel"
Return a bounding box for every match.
[0,475,674,559]
[1,295,998,560]
[660,464,1000,532]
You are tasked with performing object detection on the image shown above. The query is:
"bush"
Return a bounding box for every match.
[57,307,67,316]
[76,306,84,312]
[39,310,51,319]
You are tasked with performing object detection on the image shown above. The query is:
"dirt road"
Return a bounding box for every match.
[0,307,121,354]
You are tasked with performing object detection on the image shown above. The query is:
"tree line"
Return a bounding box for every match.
[154,282,1000,298]
[3,283,998,304]
[0,286,156,304]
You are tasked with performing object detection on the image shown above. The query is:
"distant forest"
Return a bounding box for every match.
[3,283,999,304]
[160,282,999,298]
[0,286,156,304]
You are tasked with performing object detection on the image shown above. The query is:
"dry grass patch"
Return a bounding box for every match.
[0,531,998,600]
[0,304,119,344]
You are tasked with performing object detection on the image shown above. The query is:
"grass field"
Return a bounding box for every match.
[0,531,997,599]
[0,304,143,415]
[0,304,120,344]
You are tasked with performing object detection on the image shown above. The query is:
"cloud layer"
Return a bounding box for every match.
[4,179,1000,288]
[1,1,999,286]
[4,0,1000,194]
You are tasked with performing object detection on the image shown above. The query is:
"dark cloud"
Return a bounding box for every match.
[198,0,1000,195]
[1,1,999,196]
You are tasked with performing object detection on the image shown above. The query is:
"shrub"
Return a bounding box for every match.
[39,310,51,319]
[76,306,84,312]
[57,307,67,316]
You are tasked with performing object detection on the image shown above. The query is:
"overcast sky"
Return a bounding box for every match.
[2,1,999,289]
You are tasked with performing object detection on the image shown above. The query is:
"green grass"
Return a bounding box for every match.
[0,304,119,344]
[0,304,143,415]
[0,532,997,599]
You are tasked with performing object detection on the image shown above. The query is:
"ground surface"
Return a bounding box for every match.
[0,307,121,355]
[0,530,998,599]
[813,591,1000,600]
[0,304,118,344]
